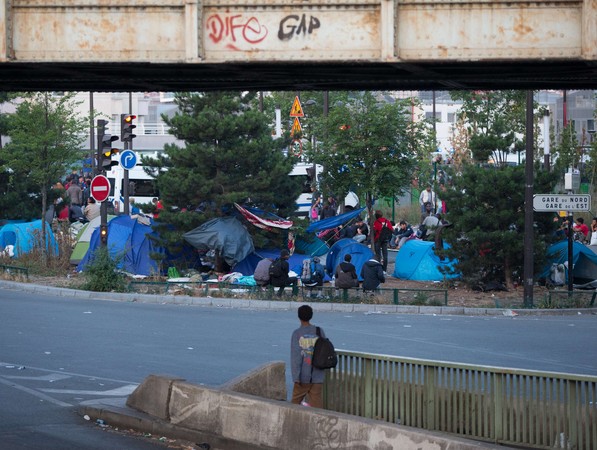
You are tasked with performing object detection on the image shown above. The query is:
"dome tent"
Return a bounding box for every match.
[325,238,373,281]
[392,240,458,281]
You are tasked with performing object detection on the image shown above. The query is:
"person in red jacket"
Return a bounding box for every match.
[373,210,393,272]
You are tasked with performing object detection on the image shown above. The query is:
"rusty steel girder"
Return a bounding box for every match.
[0,0,596,90]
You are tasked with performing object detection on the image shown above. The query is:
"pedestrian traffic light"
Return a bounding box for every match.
[100,224,108,245]
[120,114,137,142]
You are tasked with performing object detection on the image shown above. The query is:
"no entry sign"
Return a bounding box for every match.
[90,175,111,203]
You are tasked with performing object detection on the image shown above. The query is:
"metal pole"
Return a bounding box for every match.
[90,93,96,175]
[123,93,132,215]
[568,214,574,292]
[523,90,534,308]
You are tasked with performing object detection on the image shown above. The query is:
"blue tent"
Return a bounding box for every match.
[540,241,597,282]
[294,236,328,257]
[325,238,373,281]
[0,219,58,257]
[78,215,184,275]
[392,240,458,281]
[234,249,307,276]
[306,207,366,233]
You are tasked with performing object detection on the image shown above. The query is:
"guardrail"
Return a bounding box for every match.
[324,350,597,449]
[0,264,29,280]
[127,280,448,306]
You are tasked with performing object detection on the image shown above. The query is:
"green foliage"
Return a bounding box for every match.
[440,164,557,288]
[142,91,303,261]
[0,92,87,225]
[450,91,528,164]
[80,246,128,292]
[310,91,432,232]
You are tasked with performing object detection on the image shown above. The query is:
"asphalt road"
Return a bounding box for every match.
[1,285,596,449]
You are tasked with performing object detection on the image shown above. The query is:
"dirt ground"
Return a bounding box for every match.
[19,258,551,309]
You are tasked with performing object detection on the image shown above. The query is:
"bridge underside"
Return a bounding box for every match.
[1,60,596,92]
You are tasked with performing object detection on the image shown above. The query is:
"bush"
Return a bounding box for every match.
[80,246,128,292]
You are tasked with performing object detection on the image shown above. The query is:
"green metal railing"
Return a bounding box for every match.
[324,350,597,449]
[541,290,597,309]
[127,280,448,305]
[0,264,29,280]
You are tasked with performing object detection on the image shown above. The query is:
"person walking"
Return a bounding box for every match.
[290,305,326,409]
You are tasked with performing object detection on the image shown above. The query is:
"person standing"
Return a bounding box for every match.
[290,305,326,409]
[66,178,83,207]
[373,210,393,272]
[419,185,436,214]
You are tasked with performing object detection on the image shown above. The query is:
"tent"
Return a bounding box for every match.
[392,240,458,281]
[233,249,307,277]
[540,241,597,283]
[69,215,115,265]
[78,215,165,275]
[0,219,58,257]
[294,236,328,257]
[325,238,373,281]
[183,216,254,266]
[306,207,366,233]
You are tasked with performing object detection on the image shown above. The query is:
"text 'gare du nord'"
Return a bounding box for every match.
[0,0,597,91]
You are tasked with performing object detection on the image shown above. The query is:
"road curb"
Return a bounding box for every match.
[1,279,594,316]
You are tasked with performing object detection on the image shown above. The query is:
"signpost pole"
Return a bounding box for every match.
[568,214,574,292]
[523,91,534,308]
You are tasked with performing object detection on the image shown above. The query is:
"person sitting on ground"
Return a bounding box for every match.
[334,254,359,289]
[390,220,414,249]
[360,256,385,292]
[269,249,298,297]
[352,218,369,243]
[253,257,273,288]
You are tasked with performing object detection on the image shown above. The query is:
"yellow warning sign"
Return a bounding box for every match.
[290,117,302,137]
[289,96,304,117]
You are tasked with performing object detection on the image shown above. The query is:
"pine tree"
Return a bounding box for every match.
[440,164,557,289]
[143,91,303,263]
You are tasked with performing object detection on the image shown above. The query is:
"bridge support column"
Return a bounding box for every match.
[583,0,597,58]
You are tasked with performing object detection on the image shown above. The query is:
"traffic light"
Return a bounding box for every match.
[100,224,108,245]
[121,114,137,143]
[97,119,119,172]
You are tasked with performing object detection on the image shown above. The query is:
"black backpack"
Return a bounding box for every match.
[312,327,338,370]
[379,221,393,243]
[269,258,283,278]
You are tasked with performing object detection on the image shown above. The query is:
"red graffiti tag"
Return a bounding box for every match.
[206,14,268,48]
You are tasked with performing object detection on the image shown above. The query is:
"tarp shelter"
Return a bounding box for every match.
[183,216,254,266]
[294,236,328,257]
[306,207,366,233]
[540,241,597,283]
[0,219,58,257]
[325,238,373,281]
[78,215,164,275]
[392,240,458,281]
[69,215,115,264]
[233,248,307,277]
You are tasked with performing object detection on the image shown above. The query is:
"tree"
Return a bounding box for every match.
[0,92,87,254]
[450,91,527,165]
[143,91,303,265]
[311,91,433,241]
[440,164,557,289]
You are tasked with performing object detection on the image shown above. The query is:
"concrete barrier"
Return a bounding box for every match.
[127,371,509,450]
[220,361,286,401]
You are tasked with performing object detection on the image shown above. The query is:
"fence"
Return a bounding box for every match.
[324,350,597,449]
[541,290,597,309]
[0,264,29,280]
[127,280,448,306]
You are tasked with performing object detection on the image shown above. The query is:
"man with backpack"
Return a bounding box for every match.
[269,249,298,297]
[290,305,331,408]
[373,210,393,273]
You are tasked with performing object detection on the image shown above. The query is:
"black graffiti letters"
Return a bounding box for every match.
[278,14,321,41]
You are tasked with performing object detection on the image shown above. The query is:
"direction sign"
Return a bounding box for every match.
[90,175,111,203]
[533,194,591,212]
[120,149,138,170]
